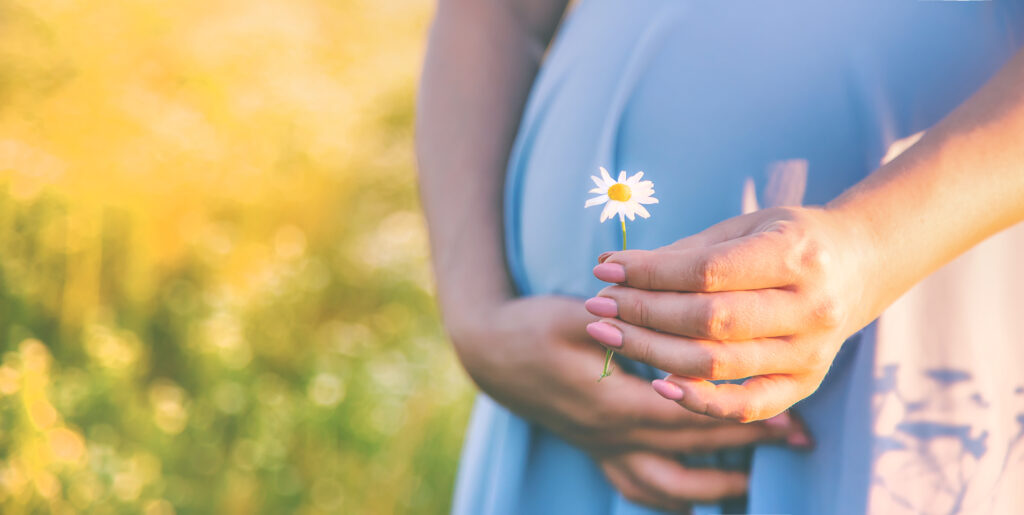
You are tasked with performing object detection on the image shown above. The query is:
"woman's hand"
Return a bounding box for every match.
[597,451,746,512]
[583,49,1024,424]
[450,295,811,509]
[584,206,876,422]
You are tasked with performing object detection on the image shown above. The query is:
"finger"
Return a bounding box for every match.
[586,320,797,380]
[660,211,772,251]
[594,229,806,292]
[624,452,748,504]
[600,459,672,510]
[598,232,714,264]
[590,286,806,340]
[661,374,815,423]
[621,417,799,454]
[598,372,726,429]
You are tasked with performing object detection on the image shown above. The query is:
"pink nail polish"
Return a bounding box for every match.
[593,263,626,283]
[585,322,623,348]
[764,412,793,430]
[787,432,813,448]
[584,297,618,318]
[651,379,684,401]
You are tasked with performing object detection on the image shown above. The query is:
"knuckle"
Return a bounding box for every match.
[768,221,814,277]
[702,401,728,420]
[635,337,657,367]
[645,261,658,290]
[800,342,832,371]
[633,255,656,289]
[696,347,727,380]
[696,397,714,418]
[706,399,761,423]
[694,255,724,291]
[800,240,831,272]
[699,298,733,340]
[737,400,763,423]
[630,295,650,327]
[812,295,846,328]
[781,249,802,278]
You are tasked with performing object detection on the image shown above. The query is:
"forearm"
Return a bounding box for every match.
[828,48,1024,317]
[416,0,567,337]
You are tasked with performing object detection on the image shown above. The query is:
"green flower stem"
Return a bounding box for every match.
[598,218,627,381]
[621,217,627,250]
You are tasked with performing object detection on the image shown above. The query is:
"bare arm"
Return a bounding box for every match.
[829,48,1024,317]
[416,0,566,348]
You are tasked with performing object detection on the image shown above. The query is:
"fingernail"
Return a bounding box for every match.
[598,251,614,263]
[764,412,793,430]
[593,263,626,283]
[787,431,813,449]
[584,297,618,318]
[585,321,623,348]
[652,379,684,401]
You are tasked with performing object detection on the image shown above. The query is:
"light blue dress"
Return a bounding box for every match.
[452,1,1024,513]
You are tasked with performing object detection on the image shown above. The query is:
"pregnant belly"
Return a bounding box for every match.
[507,1,871,299]
[507,0,1018,299]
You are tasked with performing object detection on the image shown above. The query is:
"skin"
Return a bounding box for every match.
[585,48,1024,423]
[416,0,810,510]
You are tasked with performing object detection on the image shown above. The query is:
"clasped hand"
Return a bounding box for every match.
[449,294,811,510]
[585,206,875,422]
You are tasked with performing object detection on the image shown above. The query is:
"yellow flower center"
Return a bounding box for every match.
[608,183,631,202]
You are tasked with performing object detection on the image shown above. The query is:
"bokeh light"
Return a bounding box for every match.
[0,0,473,513]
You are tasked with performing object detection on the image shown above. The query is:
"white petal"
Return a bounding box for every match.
[617,202,634,221]
[625,206,636,221]
[614,203,630,222]
[625,171,644,186]
[638,196,659,205]
[617,171,627,183]
[591,175,605,189]
[589,187,606,194]
[585,195,609,208]
[611,201,628,222]
[599,201,616,223]
[599,167,615,186]
[634,203,651,218]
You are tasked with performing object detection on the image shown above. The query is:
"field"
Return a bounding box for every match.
[0,0,474,513]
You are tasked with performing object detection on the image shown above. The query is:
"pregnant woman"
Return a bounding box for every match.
[417,1,1024,513]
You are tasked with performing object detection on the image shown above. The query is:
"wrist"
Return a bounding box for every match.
[820,201,892,329]
[437,289,507,374]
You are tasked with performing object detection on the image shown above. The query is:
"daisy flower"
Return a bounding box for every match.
[585,167,658,223]
[585,166,658,380]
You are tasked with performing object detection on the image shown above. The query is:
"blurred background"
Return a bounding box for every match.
[0,0,474,513]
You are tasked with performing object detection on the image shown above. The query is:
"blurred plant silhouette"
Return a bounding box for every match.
[0,0,472,513]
